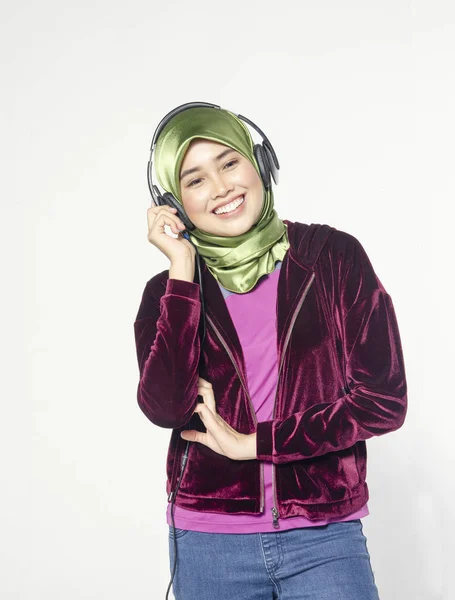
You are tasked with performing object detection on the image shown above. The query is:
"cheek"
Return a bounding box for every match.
[242,165,263,192]
[181,191,205,217]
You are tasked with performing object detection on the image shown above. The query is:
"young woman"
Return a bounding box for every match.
[134,104,407,600]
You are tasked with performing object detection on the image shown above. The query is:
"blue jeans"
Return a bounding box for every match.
[168,519,380,599]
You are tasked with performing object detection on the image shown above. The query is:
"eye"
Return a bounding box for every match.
[224,159,239,169]
[188,177,203,188]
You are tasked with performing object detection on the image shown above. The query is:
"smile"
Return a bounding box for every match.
[213,196,245,216]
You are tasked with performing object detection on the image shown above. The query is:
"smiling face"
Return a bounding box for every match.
[179,139,264,236]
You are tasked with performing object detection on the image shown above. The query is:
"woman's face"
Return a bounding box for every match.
[179,139,264,236]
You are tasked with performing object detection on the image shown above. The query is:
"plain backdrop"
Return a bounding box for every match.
[4,0,454,598]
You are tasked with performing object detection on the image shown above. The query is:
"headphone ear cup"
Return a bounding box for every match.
[254,144,271,189]
[161,192,195,231]
[263,144,279,185]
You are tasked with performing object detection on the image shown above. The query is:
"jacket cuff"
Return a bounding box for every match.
[165,278,200,301]
[256,420,274,461]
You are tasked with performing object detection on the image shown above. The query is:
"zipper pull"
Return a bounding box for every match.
[271,507,280,529]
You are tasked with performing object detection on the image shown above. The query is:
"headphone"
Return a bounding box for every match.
[147,101,280,231]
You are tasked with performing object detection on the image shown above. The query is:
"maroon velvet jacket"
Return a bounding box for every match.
[133,221,407,523]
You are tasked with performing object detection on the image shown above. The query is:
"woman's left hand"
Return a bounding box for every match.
[180,377,257,461]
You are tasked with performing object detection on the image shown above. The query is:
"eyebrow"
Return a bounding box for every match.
[180,148,236,181]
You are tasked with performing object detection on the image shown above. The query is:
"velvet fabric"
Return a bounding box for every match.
[133,222,407,521]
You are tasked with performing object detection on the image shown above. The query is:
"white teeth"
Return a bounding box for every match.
[214,196,244,215]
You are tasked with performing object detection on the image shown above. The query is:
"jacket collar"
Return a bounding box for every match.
[200,221,315,376]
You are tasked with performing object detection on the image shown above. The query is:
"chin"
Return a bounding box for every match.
[194,218,253,237]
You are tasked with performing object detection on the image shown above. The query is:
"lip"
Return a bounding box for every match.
[211,194,245,213]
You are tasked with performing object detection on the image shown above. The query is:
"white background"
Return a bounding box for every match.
[4,0,454,598]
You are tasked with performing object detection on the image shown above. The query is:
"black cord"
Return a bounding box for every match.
[189,234,206,347]
[165,232,206,600]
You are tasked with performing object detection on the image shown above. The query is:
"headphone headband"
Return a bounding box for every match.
[150,102,221,150]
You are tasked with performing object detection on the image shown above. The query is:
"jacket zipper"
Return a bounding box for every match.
[206,271,315,527]
[206,315,265,513]
[271,272,316,529]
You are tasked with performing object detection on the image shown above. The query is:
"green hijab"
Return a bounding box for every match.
[154,107,289,293]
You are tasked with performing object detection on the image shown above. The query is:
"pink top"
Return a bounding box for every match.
[166,262,369,533]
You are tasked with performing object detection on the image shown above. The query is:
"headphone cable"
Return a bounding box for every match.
[165,231,206,600]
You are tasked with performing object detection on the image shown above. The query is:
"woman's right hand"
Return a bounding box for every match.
[147,205,196,264]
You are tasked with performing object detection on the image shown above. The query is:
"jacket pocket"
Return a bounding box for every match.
[174,444,256,499]
[283,448,362,505]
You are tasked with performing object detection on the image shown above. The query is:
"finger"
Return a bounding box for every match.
[197,386,217,414]
[147,205,177,227]
[148,210,185,236]
[147,206,184,231]
[180,427,225,457]
[153,210,185,234]
[193,402,212,427]
[180,429,200,443]
[147,205,177,214]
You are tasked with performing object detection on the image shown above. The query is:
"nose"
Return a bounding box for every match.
[210,171,234,200]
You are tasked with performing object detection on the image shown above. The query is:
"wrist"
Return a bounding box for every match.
[169,257,195,282]
[243,433,257,460]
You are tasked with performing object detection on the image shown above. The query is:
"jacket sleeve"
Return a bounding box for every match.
[133,276,202,429]
[256,232,408,463]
